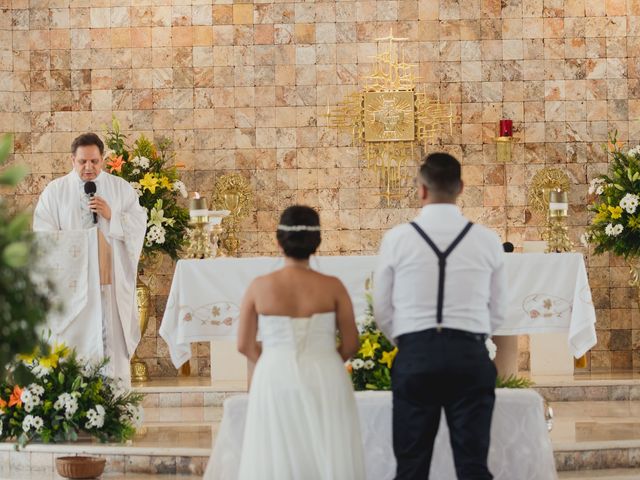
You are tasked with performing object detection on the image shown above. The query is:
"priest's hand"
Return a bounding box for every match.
[89,196,112,221]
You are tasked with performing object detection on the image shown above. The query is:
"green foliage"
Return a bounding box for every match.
[104,118,190,267]
[496,374,533,389]
[0,344,144,448]
[0,134,52,379]
[586,132,640,259]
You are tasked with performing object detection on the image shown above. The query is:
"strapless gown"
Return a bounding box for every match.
[237,313,365,480]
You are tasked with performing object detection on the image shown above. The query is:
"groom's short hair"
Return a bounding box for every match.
[419,152,462,198]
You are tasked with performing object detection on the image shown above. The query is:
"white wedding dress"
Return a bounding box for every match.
[236,313,365,480]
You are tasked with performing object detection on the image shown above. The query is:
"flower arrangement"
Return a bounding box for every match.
[0,134,54,378]
[345,284,397,391]
[346,279,530,390]
[0,342,144,448]
[585,134,640,259]
[104,118,190,265]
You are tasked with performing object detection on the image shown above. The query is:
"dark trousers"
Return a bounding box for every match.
[392,328,497,480]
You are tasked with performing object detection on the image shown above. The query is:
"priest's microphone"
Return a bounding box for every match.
[84,181,98,224]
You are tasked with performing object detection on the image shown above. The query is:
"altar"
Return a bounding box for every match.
[159,253,597,381]
[205,389,557,480]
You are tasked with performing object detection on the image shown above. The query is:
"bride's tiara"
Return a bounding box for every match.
[277,224,321,232]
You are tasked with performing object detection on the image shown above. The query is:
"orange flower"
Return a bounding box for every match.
[8,385,23,408]
[106,155,125,173]
[608,139,623,152]
[346,363,353,374]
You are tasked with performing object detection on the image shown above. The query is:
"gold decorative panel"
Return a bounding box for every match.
[364,92,415,142]
[328,31,454,203]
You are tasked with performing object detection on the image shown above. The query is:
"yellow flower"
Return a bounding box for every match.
[139,173,159,194]
[17,348,39,364]
[159,176,172,190]
[593,204,609,223]
[608,206,623,219]
[39,353,59,370]
[359,338,380,358]
[379,347,398,369]
[52,342,69,359]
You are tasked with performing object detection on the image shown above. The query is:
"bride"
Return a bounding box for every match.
[235,205,365,480]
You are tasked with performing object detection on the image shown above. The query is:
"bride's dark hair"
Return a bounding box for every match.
[277,205,321,260]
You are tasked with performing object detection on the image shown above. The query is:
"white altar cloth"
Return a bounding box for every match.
[205,389,557,480]
[160,253,596,368]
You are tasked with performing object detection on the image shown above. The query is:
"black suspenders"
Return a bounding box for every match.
[409,221,474,327]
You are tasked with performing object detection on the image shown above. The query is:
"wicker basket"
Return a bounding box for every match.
[55,456,106,479]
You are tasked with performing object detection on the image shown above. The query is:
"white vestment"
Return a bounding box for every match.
[33,170,147,386]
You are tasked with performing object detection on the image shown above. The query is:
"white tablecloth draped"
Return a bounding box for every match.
[205,389,557,480]
[160,253,596,367]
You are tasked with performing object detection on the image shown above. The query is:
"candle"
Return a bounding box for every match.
[499,119,513,137]
[549,190,568,217]
[190,192,207,211]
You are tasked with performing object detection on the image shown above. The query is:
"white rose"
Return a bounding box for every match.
[580,232,590,248]
[138,156,150,169]
[605,223,615,236]
[28,384,44,397]
[31,416,44,432]
[620,193,639,215]
[588,178,605,195]
[485,338,497,360]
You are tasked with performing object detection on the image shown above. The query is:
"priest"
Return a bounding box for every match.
[33,132,147,387]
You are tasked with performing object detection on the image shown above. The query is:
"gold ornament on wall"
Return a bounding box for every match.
[327,30,454,204]
[211,173,253,257]
[528,168,571,216]
[528,167,573,253]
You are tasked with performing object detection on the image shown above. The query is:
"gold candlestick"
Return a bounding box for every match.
[543,189,573,253]
[186,193,211,259]
[221,193,241,257]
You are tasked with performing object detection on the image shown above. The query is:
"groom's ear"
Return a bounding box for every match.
[419,182,428,201]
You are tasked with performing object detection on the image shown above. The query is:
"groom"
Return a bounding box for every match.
[374,152,507,479]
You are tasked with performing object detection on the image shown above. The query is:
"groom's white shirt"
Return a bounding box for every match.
[374,204,507,343]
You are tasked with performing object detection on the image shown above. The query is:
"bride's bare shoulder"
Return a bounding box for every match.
[313,272,345,289]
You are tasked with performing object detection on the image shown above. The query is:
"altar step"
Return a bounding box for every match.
[531,372,640,402]
[134,373,640,407]
[558,469,640,479]
[0,473,198,480]
[550,399,640,473]
[3,376,640,477]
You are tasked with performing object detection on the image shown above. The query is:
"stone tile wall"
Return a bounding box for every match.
[2,0,639,375]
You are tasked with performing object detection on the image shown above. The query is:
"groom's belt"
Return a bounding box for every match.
[397,327,488,345]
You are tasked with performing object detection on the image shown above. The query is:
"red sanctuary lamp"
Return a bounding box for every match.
[496,119,515,162]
